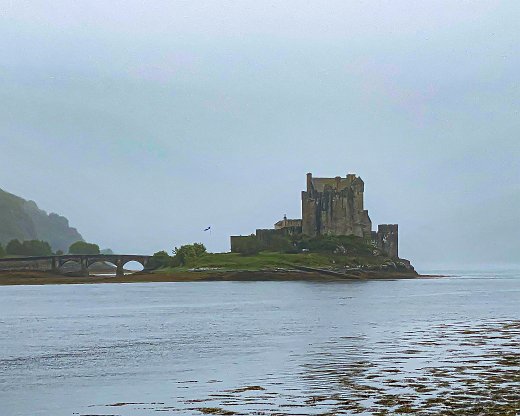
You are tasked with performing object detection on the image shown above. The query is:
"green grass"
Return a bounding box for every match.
[158,251,392,273]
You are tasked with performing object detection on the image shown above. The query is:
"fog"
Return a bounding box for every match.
[1,1,518,270]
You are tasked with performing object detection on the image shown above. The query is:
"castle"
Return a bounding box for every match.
[231,172,399,258]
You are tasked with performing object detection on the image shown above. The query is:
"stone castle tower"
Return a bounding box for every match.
[302,173,372,238]
[301,172,398,258]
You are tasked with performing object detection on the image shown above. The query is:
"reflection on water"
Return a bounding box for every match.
[0,270,519,415]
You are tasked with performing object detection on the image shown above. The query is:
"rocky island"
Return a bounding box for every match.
[150,171,417,282]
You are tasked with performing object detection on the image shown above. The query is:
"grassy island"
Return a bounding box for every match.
[0,236,419,285]
[159,251,413,274]
[143,235,419,282]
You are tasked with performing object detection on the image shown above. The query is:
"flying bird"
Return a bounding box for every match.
[203,226,211,232]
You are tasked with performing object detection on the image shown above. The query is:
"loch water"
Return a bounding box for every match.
[1,270,519,415]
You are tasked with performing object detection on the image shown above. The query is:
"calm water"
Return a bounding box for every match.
[1,270,519,415]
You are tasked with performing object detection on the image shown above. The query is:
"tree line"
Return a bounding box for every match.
[0,239,209,270]
[0,240,103,257]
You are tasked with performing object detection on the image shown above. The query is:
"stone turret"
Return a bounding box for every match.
[375,224,399,258]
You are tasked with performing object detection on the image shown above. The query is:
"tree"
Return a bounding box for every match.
[5,239,52,256]
[21,240,52,256]
[55,250,64,256]
[172,243,207,266]
[148,250,171,269]
[69,241,100,255]
[0,243,4,258]
[6,239,23,255]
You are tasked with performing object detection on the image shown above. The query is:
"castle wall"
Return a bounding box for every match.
[230,236,253,253]
[257,226,301,250]
[301,191,318,237]
[256,228,285,245]
[231,225,302,253]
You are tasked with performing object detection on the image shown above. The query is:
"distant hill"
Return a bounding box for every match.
[0,188,83,252]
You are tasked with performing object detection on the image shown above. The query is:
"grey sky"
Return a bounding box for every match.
[1,1,518,270]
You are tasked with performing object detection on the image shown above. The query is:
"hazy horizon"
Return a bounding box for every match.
[1,1,518,271]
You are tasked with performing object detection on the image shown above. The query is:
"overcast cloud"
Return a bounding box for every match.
[0,1,518,271]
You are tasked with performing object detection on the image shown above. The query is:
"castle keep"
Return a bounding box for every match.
[231,172,399,258]
[302,173,372,238]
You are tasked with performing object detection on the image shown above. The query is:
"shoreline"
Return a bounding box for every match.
[0,269,423,286]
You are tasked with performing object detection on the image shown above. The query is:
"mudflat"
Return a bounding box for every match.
[0,269,420,285]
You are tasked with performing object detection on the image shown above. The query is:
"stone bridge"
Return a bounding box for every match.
[0,254,152,277]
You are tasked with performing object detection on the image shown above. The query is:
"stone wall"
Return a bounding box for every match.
[256,226,301,248]
[231,224,303,253]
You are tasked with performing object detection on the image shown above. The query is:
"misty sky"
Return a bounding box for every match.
[1,1,518,270]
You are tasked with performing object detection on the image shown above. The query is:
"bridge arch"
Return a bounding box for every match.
[58,259,81,269]
[122,260,145,272]
[57,258,88,276]
[86,258,117,269]
[87,259,118,276]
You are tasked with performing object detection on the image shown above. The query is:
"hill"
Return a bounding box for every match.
[0,188,83,252]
